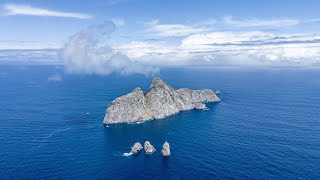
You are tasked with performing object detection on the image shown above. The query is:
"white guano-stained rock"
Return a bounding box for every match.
[103,78,221,124]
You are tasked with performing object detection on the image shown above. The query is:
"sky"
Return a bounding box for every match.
[1,0,320,74]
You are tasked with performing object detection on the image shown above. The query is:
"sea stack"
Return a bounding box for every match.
[144,141,156,154]
[130,142,143,154]
[161,141,171,156]
[103,78,221,124]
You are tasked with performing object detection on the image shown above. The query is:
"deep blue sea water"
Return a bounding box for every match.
[0,65,319,179]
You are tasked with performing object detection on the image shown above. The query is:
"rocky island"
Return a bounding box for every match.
[144,141,156,154]
[130,142,143,154]
[161,141,171,156]
[103,78,221,124]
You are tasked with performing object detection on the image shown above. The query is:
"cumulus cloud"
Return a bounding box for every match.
[60,21,159,76]
[3,4,92,19]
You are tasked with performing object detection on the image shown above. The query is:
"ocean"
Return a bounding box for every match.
[0,65,319,179]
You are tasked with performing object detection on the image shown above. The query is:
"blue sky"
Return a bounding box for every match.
[1,0,319,42]
[1,0,320,72]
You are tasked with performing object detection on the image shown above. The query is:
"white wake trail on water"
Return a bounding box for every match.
[123,152,133,156]
[35,127,72,148]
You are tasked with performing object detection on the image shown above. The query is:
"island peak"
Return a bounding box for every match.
[134,87,143,92]
[151,77,166,85]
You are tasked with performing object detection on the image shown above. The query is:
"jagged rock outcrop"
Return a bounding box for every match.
[130,142,143,154]
[144,141,156,154]
[103,78,221,124]
[161,141,171,156]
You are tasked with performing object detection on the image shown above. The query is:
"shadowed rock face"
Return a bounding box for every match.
[103,78,221,124]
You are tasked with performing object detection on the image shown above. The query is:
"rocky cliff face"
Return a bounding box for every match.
[103,78,220,124]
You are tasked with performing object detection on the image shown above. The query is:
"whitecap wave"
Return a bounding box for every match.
[123,152,133,156]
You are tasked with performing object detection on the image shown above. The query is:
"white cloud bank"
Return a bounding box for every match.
[3,4,92,19]
[144,17,301,38]
[60,21,159,76]
[145,19,210,37]
[2,15,320,67]
[219,16,299,27]
[116,31,320,66]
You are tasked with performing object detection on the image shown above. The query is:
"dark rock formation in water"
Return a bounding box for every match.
[130,142,143,154]
[161,141,171,156]
[144,141,156,154]
[103,78,221,124]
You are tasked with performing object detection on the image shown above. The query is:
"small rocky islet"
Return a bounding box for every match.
[130,141,170,156]
[130,142,143,154]
[161,141,171,156]
[144,141,156,154]
[103,77,221,124]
